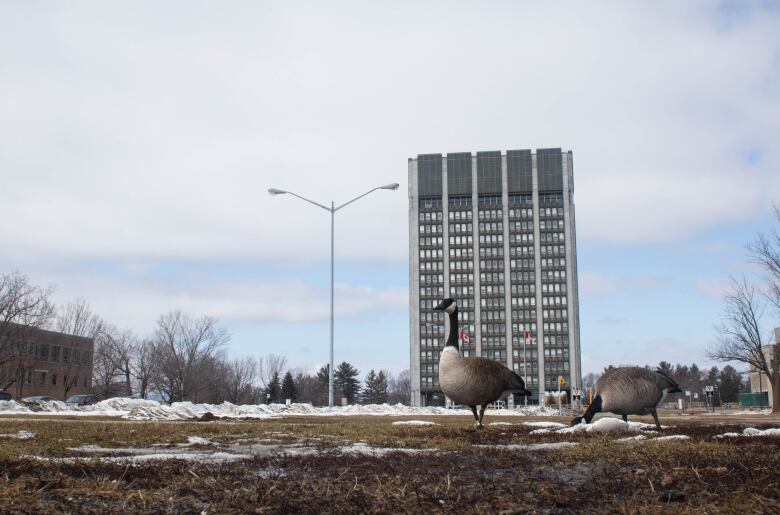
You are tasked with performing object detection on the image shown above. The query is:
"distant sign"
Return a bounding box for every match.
[685,390,691,397]
[558,376,566,386]
[705,385,714,392]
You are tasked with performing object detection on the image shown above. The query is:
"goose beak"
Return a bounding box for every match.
[670,387,682,394]
[520,389,532,397]
[433,302,445,311]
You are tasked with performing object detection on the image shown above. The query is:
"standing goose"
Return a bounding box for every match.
[571,366,681,430]
[434,298,531,428]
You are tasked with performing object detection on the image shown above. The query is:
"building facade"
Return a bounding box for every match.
[0,323,94,400]
[408,149,581,406]
[748,327,778,410]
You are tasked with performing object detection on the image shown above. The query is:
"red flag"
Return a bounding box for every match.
[523,330,530,340]
[459,330,471,344]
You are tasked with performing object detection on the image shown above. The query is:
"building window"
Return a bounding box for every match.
[39,371,47,385]
[51,374,57,386]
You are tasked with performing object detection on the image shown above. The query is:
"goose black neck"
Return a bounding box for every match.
[445,308,459,349]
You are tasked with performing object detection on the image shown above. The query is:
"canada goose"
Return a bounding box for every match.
[434,298,531,428]
[571,366,682,430]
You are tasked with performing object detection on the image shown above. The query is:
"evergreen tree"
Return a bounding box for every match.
[362,370,377,404]
[374,370,388,404]
[267,370,281,403]
[281,371,297,402]
[335,361,360,404]
[719,365,742,402]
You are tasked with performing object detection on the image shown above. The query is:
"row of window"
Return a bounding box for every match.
[480,259,504,270]
[479,209,502,220]
[511,309,537,320]
[539,219,564,230]
[539,232,564,243]
[482,335,506,348]
[18,369,90,388]
[420,286,444,297]
[450,273,474,284]
[420,261,444,272]
[450,247,474,259]
[511,258,535,269]
[420,274,443,285]
[479,234,503,245]
[510,233,534,244]
[481,310,505,321]
[419,223,443,235]
[450,235,474,246]
[545,348,569,359]
[449,210,471,221]
[419,236,443,247]
[419,211,443,222]
[545,361,570,373]
[541,270,567,281]
[480,272,504,284]
[544,322,569,333]
[509,208,534,218]
[541,257,566,268]
[543,309,568,320]
[541,244,566,256]
[14,342,93,365]
[419,249,443,259]
[450,259,473,271]
[542,296,567,306]
[479,222,503,233]
[449,223,472,234]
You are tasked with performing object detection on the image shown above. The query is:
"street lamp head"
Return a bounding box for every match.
[268,188,287,196]
[380,183,400,191]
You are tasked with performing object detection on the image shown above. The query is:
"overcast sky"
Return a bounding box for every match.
[2,1,779,379]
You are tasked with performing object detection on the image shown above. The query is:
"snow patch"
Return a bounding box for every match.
[653,435,690,441]
[522,421,567,428]
[0,430,35,439]
[475,442,578,451]
[716,427,780,438]
[391,420,438,426]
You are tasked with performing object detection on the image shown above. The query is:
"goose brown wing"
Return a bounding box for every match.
[463,357,525,392]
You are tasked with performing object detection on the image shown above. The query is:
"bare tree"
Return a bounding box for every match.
[0,272,55,394]
[708,277,779,412]
[132,339,155,399]
[222,356,258,404]
[748,206,780,312]
[98,325,136,396]
[149,310,230,403]
[258,354,288,390]
[54,298,103,338]
[387,369,411,405]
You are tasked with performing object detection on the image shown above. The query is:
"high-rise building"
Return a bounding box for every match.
[408,149,581,407]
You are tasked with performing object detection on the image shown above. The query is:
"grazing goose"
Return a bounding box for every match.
[571,366,681,430]
[434,298,531,428]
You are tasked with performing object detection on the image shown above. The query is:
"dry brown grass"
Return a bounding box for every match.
[0,415,778,513]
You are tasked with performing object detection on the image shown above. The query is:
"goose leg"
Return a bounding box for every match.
[477,403,488,428]
[622,415,628,423]
[650,409,661,431]
[470,406,480,427]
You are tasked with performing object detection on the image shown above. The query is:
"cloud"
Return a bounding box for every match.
[580,272,671,297]
[694,278,732,299]
[0,1,778,271]
[35,268,407,333]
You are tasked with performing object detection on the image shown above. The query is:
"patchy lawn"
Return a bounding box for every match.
[0,415,778,513]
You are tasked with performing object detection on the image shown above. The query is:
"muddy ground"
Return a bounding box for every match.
[0,414,778,513]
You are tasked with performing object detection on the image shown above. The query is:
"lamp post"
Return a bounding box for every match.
[268,183,399,407]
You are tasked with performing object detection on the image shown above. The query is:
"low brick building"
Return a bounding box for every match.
[0,323,94,401]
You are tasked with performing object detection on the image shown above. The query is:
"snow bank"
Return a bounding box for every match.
[0,398,564,421]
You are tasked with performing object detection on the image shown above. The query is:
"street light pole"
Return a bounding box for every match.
[269,183,399,407]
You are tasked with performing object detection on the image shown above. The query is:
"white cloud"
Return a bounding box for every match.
[694,278,732,299]
[580,272,671,298]
[35,269,407,334]
[0,1,778,270]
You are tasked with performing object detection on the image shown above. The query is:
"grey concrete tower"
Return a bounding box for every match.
[408,149,581,407]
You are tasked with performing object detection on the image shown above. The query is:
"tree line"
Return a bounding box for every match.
[0,271,410,405]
